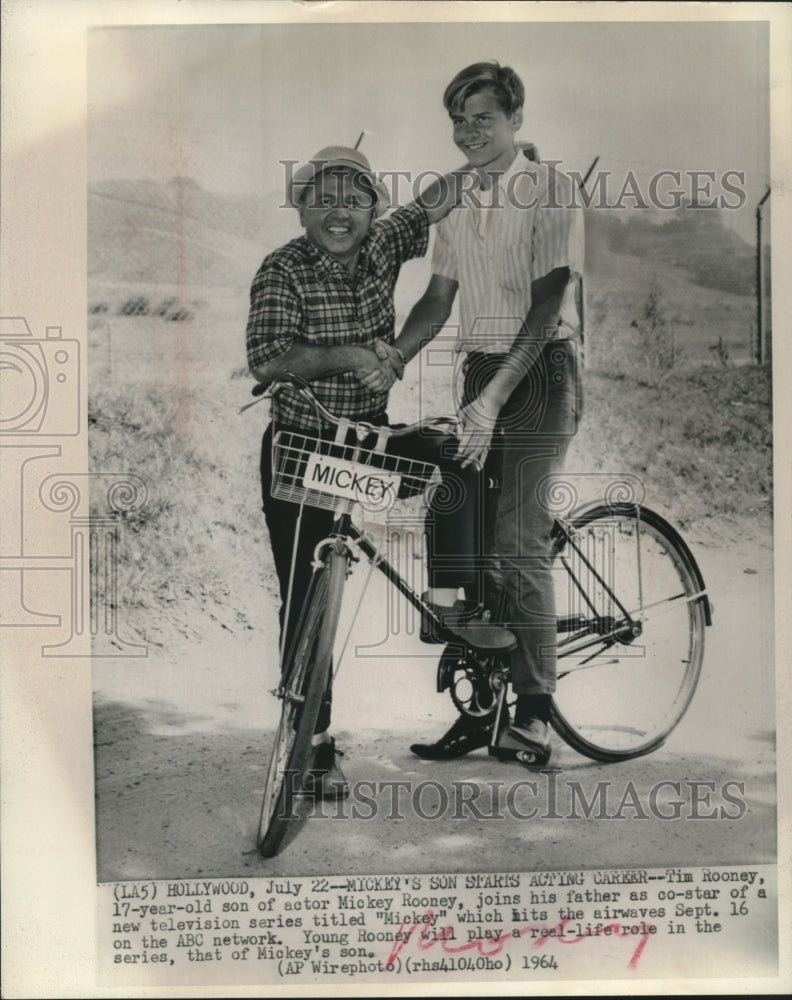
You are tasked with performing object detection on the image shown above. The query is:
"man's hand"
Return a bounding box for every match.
[456,392,501,469]
[516,140,540,162]
[417,165,476,224]
[353,341,403,393]
[372,339,404,379]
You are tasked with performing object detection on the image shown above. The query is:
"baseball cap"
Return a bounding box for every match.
[287,145,390,216]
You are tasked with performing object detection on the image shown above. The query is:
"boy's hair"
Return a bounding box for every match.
[443,61,525,116]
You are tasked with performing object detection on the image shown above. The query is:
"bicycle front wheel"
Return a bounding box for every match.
[257,547,346,857]
[551,503,708,762]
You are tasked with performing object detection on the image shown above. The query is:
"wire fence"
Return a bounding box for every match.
[88,160,774,371]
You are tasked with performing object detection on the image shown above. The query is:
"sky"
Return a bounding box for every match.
[87,19,770,241]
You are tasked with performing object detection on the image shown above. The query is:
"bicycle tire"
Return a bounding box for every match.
[257,547,346,857]
[550,503,707,763]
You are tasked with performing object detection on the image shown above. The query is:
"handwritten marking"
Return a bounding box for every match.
[385,910,653,970]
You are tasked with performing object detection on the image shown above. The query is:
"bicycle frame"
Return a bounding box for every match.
[253,377,711,670]
[310,508,441,635]
[305,504,652,664]
[256,382,714,854]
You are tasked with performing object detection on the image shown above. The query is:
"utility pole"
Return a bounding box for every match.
[581,156,600,189]
[756,186,771,364]
[576,157,600,354]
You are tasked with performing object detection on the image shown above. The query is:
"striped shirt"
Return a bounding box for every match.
[247,202,429,430]
[432,152,584,354]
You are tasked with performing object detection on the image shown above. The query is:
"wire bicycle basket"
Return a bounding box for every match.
[271,429,440,514]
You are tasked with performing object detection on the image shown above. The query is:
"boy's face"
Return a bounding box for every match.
[298,167,376,266]
[450,87,523,174]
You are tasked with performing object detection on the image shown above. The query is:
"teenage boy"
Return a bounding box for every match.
[395,61,584,767]
[247,146,508,798]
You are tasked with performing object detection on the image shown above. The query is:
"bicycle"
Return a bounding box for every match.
[251,378,712,858]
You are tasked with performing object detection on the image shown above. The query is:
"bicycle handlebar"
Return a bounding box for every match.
[241,373,460,441]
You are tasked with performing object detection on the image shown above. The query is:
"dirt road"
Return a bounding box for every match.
[93,531,775,881]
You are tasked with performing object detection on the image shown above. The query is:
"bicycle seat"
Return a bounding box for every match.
[446,620,517,653]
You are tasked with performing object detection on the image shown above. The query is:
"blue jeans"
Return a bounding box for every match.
[464,342,583,695]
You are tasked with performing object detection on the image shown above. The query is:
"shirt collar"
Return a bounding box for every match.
[463,147,538,202]
[304,235,374,284]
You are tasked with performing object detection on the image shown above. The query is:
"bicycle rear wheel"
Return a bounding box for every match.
[551,503,708,762]
[257,547,346,857]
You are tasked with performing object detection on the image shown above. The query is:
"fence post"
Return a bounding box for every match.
[756,187,771,365]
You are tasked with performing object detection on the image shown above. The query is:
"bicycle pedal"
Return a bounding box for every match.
[488,744,551,767]
[516,748,551,766]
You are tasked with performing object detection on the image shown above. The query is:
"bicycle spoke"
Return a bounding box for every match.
[551,505,706,761]
[558,586,707,659]
[629,589,707,619]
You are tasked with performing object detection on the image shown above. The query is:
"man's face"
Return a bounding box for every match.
[450,87,523,174]
[298,167,376,266]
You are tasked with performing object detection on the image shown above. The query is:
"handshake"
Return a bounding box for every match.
[354,339,405,394]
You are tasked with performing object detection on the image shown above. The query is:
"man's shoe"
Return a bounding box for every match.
[419,595,477,643]
[410,712,497,760]
[420,596,517,654]
[489,718,551,767]
[301,738,349,799]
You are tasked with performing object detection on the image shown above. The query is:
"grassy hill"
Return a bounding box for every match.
[89,175,759,365]
[89,177,298,291]
[582,207,757,369]
[86,175,771,646]
[588,206,756,293]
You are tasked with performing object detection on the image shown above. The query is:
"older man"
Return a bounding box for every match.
[247,146,499,797]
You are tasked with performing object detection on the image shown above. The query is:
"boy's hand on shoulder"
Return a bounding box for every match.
[516,140,540,162]
[418,164,476,224]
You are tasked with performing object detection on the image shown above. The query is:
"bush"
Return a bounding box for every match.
[625,289,685,388]
[88,383,277,645]
[567,363,772,536]
[87,360,772,646]
[118,296,150,317]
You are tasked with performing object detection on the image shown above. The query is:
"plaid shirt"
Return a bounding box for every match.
[247,202,429,430]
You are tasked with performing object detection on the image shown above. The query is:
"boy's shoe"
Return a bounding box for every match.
[420,596,517,653]
[489,719,552,767]
[410,711,506,760]
[301,738,349,799]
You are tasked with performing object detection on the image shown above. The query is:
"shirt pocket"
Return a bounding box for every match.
[499,242,533,292]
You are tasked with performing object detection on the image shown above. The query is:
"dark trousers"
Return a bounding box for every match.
[463,341,583,695]
[260,418,479,731]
